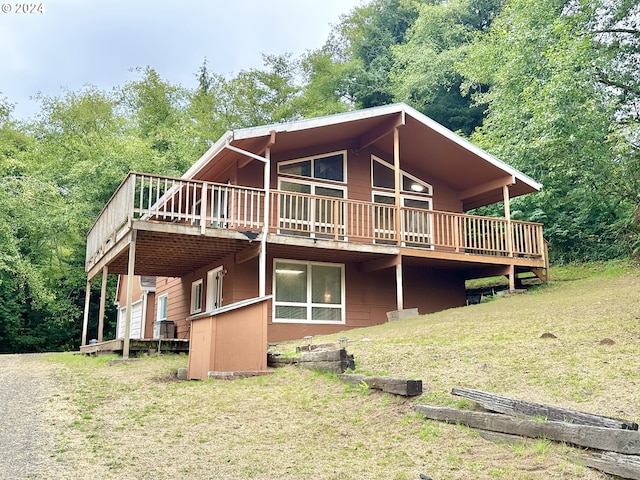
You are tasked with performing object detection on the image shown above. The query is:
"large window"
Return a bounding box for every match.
[190,279,203,315]
[371,155,432,195]
[278,151,346,183]
[273,260,345,324]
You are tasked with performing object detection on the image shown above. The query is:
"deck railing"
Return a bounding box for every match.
[271,190,544,258]
[86,173,265,264]
[87,173,544,265]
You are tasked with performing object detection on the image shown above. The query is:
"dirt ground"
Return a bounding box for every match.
[0,354,61,480]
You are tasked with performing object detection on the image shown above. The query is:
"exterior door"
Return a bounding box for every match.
[117,300,143,339]
[278,180,345,238]
[402,196,433,247]
[373,193,433,247]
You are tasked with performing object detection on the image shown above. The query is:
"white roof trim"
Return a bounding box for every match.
[402,104,542,191]
[182,130,234,180]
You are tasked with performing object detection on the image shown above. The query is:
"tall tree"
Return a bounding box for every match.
[318,0,420,108]
[121,67,196,173]
[391,0,504,134]
[459,0,633,261]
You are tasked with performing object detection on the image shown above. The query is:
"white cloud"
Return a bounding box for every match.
[0,0,360,119]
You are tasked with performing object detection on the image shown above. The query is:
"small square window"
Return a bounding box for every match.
[190,279,203,314]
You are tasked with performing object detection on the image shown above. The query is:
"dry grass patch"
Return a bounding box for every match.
[38,263,639,479]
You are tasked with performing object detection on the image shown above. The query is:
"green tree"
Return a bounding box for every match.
[121,67,196,173]
[459,0,631,261]
[391,0,503,134]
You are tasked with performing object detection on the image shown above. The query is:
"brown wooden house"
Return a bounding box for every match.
[81,104,547,379]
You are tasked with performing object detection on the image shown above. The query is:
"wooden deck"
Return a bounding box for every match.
[85,172,548,280]
[79,338,189,356]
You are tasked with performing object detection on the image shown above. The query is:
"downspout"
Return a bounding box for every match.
[141,289,148,340]
[224,133,275,297]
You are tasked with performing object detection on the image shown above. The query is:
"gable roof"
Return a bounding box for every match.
[184,103,541,210]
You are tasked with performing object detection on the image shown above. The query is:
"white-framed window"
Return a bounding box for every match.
[278,150,347,184]
[190,279,203,315]
[206,266,225,311]
[371,155,432,195]
[273,259,345,324]
[157,294,168,321]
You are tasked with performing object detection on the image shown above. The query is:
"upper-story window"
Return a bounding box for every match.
[371,155,432,195]
[278,151,346,183]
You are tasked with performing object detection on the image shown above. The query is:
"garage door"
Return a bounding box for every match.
[117,301,143,339]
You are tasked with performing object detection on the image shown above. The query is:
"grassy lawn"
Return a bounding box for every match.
[40,261,638,479]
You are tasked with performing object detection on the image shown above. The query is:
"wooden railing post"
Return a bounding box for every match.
[200,182,208,235]
[334,199,340,240]
[503,185,514,257]
[453,215,460,252]
[130,173,137,220]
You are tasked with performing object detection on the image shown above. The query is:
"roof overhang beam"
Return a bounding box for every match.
[355,111,405,153]
[458,175,515,203]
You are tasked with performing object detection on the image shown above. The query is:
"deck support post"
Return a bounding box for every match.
[81,279,91,347]
[123,231,137,359]
[393,126,402,246]
[503,185,516,292]
[396,261,404,311]
[97,266,108,343]
[508,264,516,293]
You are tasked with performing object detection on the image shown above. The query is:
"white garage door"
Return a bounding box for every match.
[117,301,143,340]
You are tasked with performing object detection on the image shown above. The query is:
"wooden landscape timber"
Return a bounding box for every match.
[413,405,640,455]
[267,349,354,374]
[452,386,639,430]
[578,451,640,480]
[338,374,423,396]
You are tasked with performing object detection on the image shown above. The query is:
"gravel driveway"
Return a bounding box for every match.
[0,354,60,480]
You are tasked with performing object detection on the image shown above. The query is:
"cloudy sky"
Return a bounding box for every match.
[0,0,361,119]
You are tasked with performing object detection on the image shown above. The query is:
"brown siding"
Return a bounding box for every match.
[154,251,260,341]
[265,250,467,343]
[144,139,469,345]
[116,275,147,306]
[237,161,264,189]
[403,265,466,314]
[143,292,156,338]
[155,276,190,339]
[187,298,268,379]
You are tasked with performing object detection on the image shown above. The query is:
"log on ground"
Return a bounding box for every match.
[414,404,640,455]
[338,374,423,396]
[579,451,640,480]
[451,386,638,430]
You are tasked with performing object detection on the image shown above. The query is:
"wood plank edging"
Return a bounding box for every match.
[414,405,640,455]
[578,451,640,480]
[452,386,638,431]
[338,374,423,396]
